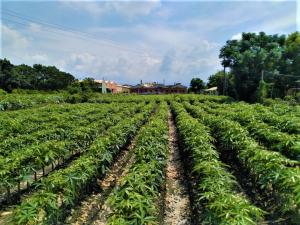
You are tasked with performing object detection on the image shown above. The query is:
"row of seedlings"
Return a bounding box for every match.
[202,101,300,135]
[0,93,66,111]
[106,102,169,225]
[171,102,264,225]
[185,103,300,223]
[0,103,125,156]
[0,103,99,140]
[194,101,300,160]
[5,102,155,224]
[0,103,144,204]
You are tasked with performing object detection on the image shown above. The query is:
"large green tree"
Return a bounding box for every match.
[0,58,14,92]
[207,71,237,97]
[189,78,205,93]
[0,59,75,92]
[273,32,300,98]
[220,32,285,102]
[282,32,300,76]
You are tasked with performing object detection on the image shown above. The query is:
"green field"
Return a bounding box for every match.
[0,94,299,225]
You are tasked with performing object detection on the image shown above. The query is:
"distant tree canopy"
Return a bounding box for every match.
[0,59,76,92]
[207,71,237,97]
[189,78,205,93]
[68,77,103,94]
[220,31,300,102]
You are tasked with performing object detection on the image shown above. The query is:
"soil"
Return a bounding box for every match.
[66,135,137,225]
[163,110,192,225]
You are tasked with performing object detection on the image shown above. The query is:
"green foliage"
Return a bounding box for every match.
[1,94,299,224]
[0,58,75,92]
[185,102,300,221]
[207,71,237,97]
[256,80,268,102]
[189,78,205,93]
[172,102,264,224]
[220,32,300,101]
[0,89,7,95]
[194,101,300,160]
[0,103,143,194]
[8,103,155,224]
[107,103,168,225]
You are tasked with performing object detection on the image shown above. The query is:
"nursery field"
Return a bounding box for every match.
[0,94,299,225]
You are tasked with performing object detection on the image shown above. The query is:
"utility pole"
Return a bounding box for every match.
[223,61,227,95]
[102,76,107,94]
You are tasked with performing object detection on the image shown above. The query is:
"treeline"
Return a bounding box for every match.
[0,59,107,94]
[207,31,300,102]
[0,59,76,92]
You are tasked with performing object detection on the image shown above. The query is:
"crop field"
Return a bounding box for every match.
[0,94,299,225]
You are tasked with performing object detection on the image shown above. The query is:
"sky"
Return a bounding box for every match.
[1,0,299,86]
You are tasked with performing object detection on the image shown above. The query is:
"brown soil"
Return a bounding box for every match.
[66,137,137,225]
[163,110,192,225]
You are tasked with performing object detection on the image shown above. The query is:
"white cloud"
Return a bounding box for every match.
[2,24,29,51]
[61,0,161,18]
[28,23,42,33]
[2,1,295,86]
[2,19,222,85]
[255,13,297,33]
[231,33,242,40]
[31,54,48,63]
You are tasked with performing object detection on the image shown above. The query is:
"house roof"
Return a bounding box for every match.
[205,86,218,91]
[131,83,187,89]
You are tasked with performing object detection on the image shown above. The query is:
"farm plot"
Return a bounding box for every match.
[0,94,299,225]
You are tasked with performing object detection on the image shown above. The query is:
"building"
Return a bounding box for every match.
[95,80,118,93]
[130,82,187,94]
[204,86,218,95]
[116,84,131,93]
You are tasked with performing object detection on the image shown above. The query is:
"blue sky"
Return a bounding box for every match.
[1,0,299,85]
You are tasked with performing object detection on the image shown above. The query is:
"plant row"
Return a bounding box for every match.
[7,102,155,224]
[0,102,139,156]
[0,103,114,141]
[0,93,66,111]
[194,101,300,160]
[171,102,264,225]
[201,101,300,135]
[261,98,300,117]
[0,103,144,201]
[185,103,300,223]
[107,102,169,225]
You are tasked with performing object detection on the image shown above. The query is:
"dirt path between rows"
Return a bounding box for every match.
[163,111,192,225]
[66,136,137,225]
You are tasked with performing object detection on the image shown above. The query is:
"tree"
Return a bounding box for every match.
[80,78,101,92]
[256,80,269,102]
[207,71,237,97]
[189,78,205,93]
[0,59,76,91]
[282,32,300,76]
[220,32,285,102]
[0,58,14,92]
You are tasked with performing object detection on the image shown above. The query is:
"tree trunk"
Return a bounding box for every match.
[18,182,21,198]
[6,187,11,203]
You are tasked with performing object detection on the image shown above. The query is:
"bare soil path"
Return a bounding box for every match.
[163,111,192,225]
[66,136,138,225]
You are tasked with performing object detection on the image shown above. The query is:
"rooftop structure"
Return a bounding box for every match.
[130,82,187,94]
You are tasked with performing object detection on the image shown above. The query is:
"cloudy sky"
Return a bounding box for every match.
[1,0,299,85]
